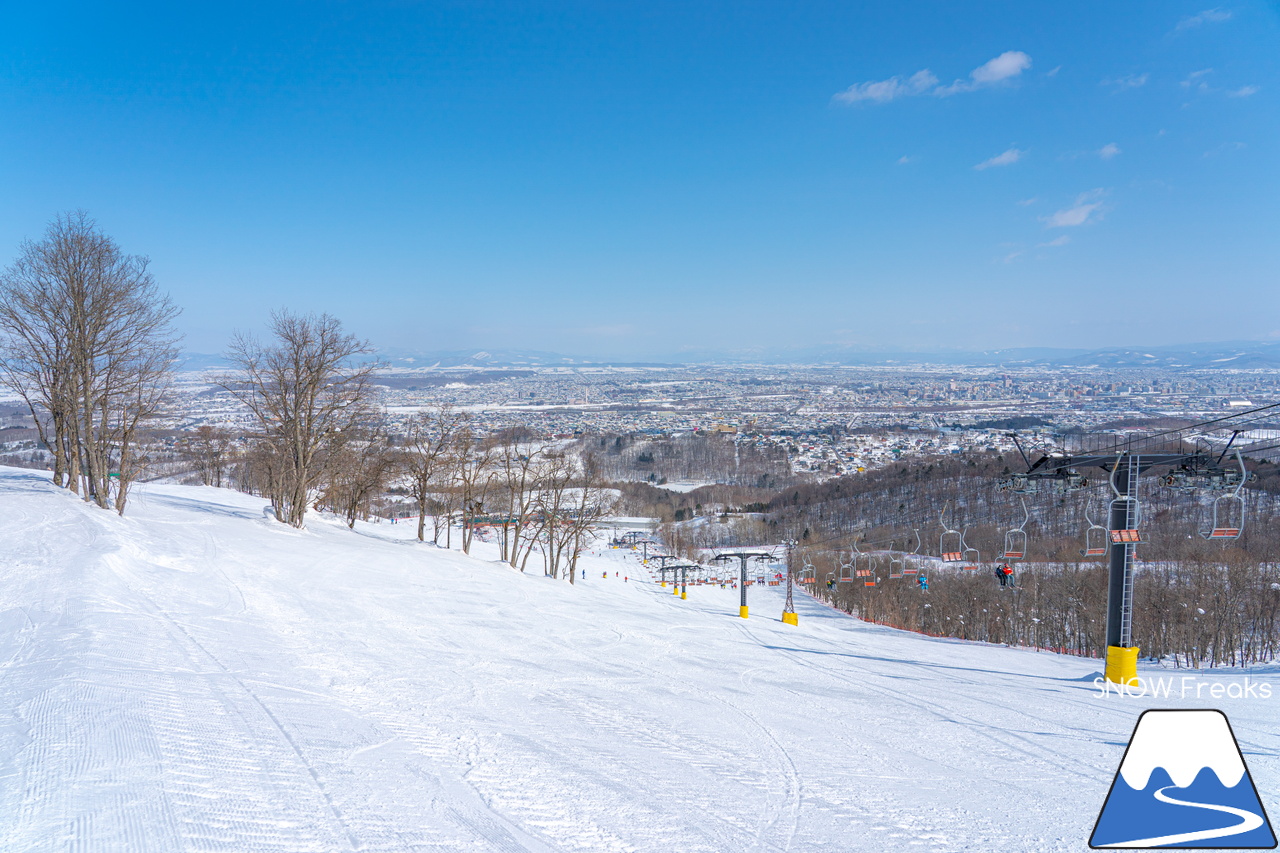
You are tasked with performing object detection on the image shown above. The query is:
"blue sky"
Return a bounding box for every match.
[2,2,1277,359]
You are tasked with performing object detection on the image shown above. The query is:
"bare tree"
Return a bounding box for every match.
[495,436,549,569]
[0,211,180,513]
[562,453,616,584]
[452,427,496,555]
[403,405,468,542]
[222,310,378,527]
[321,424,396,528]
[183,425,235,487]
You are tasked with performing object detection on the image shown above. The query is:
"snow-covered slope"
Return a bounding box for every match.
[0,468,1276,852]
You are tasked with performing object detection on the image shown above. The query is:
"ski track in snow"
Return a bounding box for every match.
[0,467,1276,852]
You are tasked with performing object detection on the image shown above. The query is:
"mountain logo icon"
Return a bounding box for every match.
[1091,709,1276,848]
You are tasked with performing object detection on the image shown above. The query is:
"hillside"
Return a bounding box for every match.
[0,468,1276,852]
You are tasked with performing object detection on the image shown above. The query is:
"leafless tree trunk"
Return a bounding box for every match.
[184,425,235,487]
[496,437,549,570]
[221,310,378,528]
[321,425,395,528]
[403,405,468,542]
[0,211,180,513]
[453,428,496,554]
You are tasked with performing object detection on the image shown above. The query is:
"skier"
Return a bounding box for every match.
[997,564,1014,588]
[918,575,928,591]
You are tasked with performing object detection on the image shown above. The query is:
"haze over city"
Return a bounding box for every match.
[3,1,1277,360]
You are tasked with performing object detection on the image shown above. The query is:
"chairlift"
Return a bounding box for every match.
[903,529,920,576]
[939,501,964,562]
[1001,496,1029,561]
[1080,504,1108,557]
[800,553,816,585]
[1202,449,1247,541]
[960,529,980,571]
[837,549,855,583]
[889,541,904,579]
[862,567,878,588]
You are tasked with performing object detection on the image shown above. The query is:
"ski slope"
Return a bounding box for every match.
[0,467,1276,852]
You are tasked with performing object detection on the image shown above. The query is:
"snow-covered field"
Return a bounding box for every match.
[0,467,1276,852]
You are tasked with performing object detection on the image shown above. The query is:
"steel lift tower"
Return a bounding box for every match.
[712,551,772,619]
[1002,437,1249,686]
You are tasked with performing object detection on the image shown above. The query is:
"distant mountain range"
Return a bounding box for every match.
[176,341,1280,372]
[778,341,1280,369]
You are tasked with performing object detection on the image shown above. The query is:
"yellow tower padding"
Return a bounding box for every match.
[739,605,749,619]
[781,612,798,626]
[1105,645,1140,686]
[680,591,687,600]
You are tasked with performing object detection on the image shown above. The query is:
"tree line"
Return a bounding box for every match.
[0,213,613,582]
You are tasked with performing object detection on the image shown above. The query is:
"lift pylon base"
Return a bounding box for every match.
[1105,645,1139,686]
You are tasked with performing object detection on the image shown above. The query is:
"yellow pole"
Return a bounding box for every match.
[739,605,749,619]
[782,612,798,626]
[1105,645,1140,686]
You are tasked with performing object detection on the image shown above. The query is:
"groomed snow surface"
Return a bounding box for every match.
[0,467,1276,852]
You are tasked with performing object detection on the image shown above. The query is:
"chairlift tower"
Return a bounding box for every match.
[664,564,699,600]
[712,551,772,619]
[781,539,798,626]
[1001,437,1250,686]
[652,554,679,587]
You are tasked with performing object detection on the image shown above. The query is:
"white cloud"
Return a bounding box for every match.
[835,51,1032,104]
[833,69,938,104]
[1044,189,1107,228]
[1046,65,1062,78]
[1017,196,1039,207]
[896,155,913,165]
[974,148,1024,170]
[1098,143,1121,160]
[1181,68,1214,93]
[1176,8,1233,31]
[1203,141,1246,157]
[972,51,1033,84]
[936,51,1032,96]
[1227,85,1260,98]
[1039,235,1071,247]
[1103,73,1149,90]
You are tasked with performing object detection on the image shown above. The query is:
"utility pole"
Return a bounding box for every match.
[713,551,770,619]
